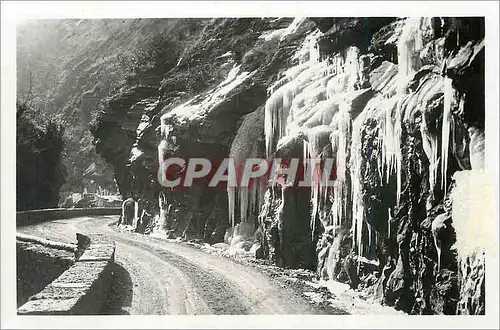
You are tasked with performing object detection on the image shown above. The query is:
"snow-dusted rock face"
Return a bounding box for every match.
[91,17,487,314]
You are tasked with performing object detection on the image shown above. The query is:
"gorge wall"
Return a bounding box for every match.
[90,17,489,315]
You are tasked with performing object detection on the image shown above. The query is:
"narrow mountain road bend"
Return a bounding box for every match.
[18,216,330,315]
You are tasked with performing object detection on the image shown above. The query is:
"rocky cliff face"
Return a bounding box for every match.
[90,17,487,314]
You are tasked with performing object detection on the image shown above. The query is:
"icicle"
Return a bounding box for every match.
[350,109,365,258]
[134,201,139,227]
[228,166,266,236]
[421,104,440,198]
[311,172,319,239]
[372,94,403,208]
[265,62,330,156]
[336,108,351,182]
[294,28,323,64]
[345,47,361,90]
[228,186,235,231]
[237,183,263,224]
[310,157,325,240]
[239,187,248,223]
[441,76,453,192]
[381,99,395,181]
[309,38,320,63]
[303,138,319,239]
[302,139,309,177]
[329,103,352,230]
[302,126,333,239]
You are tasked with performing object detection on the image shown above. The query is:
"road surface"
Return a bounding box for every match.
[18,216,329,315]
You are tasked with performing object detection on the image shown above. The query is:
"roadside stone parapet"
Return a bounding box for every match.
[18,233,115,315]
[17,208,121,227]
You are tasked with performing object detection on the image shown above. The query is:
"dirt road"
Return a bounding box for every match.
[18,216,332,315]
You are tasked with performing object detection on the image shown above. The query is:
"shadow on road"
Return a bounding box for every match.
[101,262,133,315]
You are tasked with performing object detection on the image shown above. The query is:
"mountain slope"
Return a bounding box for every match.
[17,17,488,315]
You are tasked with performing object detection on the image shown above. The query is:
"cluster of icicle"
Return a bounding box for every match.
[263,21,371,240]
[264,28,345,157]
[162,63,253,123]
[263,17,460,260]
[228,175,267,233]
[263,25,384,246]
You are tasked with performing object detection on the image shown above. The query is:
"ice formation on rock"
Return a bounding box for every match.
[89,16,489,315]
[330,108,352,229]
[396,17,431,89]
[264,24,384,243]
[228,181,266,233]
[350,98,372,259]
[264,24,334,157]
[264,61,330,156]
[452,170,494,257]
